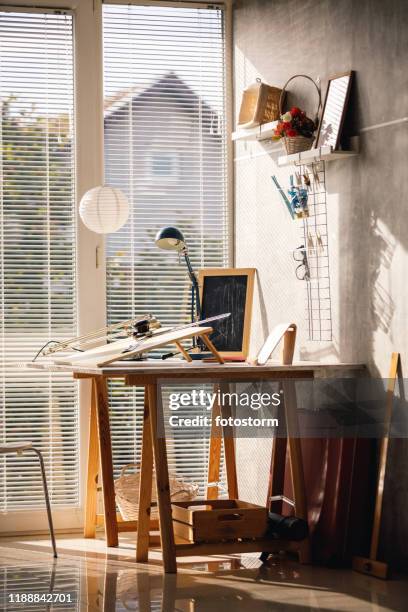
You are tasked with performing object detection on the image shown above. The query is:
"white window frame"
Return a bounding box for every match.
[0,0,233,534]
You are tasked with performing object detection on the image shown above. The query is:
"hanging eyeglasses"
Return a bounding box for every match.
[293,245,310,281]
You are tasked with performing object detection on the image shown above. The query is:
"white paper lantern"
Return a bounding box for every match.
[79,185,129,234]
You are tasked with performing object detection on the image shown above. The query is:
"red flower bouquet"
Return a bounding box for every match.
[273,106,316,140]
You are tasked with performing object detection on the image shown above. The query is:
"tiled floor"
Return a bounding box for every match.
[0,533,407,611]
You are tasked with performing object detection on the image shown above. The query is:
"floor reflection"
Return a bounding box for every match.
[0,538,407,611]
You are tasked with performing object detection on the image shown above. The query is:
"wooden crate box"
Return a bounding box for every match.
[172,499,268,543]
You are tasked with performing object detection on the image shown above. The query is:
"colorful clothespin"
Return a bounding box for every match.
[312,164,320,186]
[316,230,324,253]
[288,179,309,218]
[303,170,311,190]
[307,232,315,254]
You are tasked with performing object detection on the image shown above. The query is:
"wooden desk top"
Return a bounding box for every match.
[24,359,366,382]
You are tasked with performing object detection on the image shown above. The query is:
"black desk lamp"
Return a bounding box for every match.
[155,226,202,326]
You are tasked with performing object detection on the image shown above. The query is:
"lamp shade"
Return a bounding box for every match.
[155,226,186,251]
[79,185,129,234]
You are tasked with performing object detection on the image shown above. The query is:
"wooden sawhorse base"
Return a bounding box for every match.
[83,372,310,571]
[83,377,163,547]
[82,376,240,551]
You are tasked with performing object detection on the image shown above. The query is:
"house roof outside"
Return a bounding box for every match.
[104,70,218,124]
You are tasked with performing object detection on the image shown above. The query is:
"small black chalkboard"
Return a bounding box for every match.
[199,268,255,358]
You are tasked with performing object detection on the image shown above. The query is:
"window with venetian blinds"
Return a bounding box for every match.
[0,9,78,511]
[103,3,229,490]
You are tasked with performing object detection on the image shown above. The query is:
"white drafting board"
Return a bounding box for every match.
[53,325,213,368]
[256,323,295,365]
[53,327,172,365]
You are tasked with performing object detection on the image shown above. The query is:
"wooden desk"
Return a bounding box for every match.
[26,360,364,573]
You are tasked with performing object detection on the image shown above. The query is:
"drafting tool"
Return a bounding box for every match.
[122,313,230,354]
[36,314,160,358]
[52,314,230,367]
[54,325,224,367]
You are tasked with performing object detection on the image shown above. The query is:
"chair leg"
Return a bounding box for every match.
[31,448,58,558]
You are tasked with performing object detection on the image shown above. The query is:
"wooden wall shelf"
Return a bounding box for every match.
[278,145,357,167]
[232,120,278,141]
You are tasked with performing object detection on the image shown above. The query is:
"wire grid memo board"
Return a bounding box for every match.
[299,160,332,341]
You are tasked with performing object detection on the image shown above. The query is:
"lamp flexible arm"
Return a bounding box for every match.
[183,250,202,320]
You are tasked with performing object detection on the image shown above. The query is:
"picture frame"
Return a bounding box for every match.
[315,71,354,150]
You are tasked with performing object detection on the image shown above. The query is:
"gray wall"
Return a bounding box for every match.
[233,0,408,568]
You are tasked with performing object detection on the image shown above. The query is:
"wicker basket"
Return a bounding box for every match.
[114,463,199,521]
[283,135,314,155]
[278,74,322,155]
[238,78,283,128]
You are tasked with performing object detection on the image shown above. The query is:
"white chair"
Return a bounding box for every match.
[0,442,57,557]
